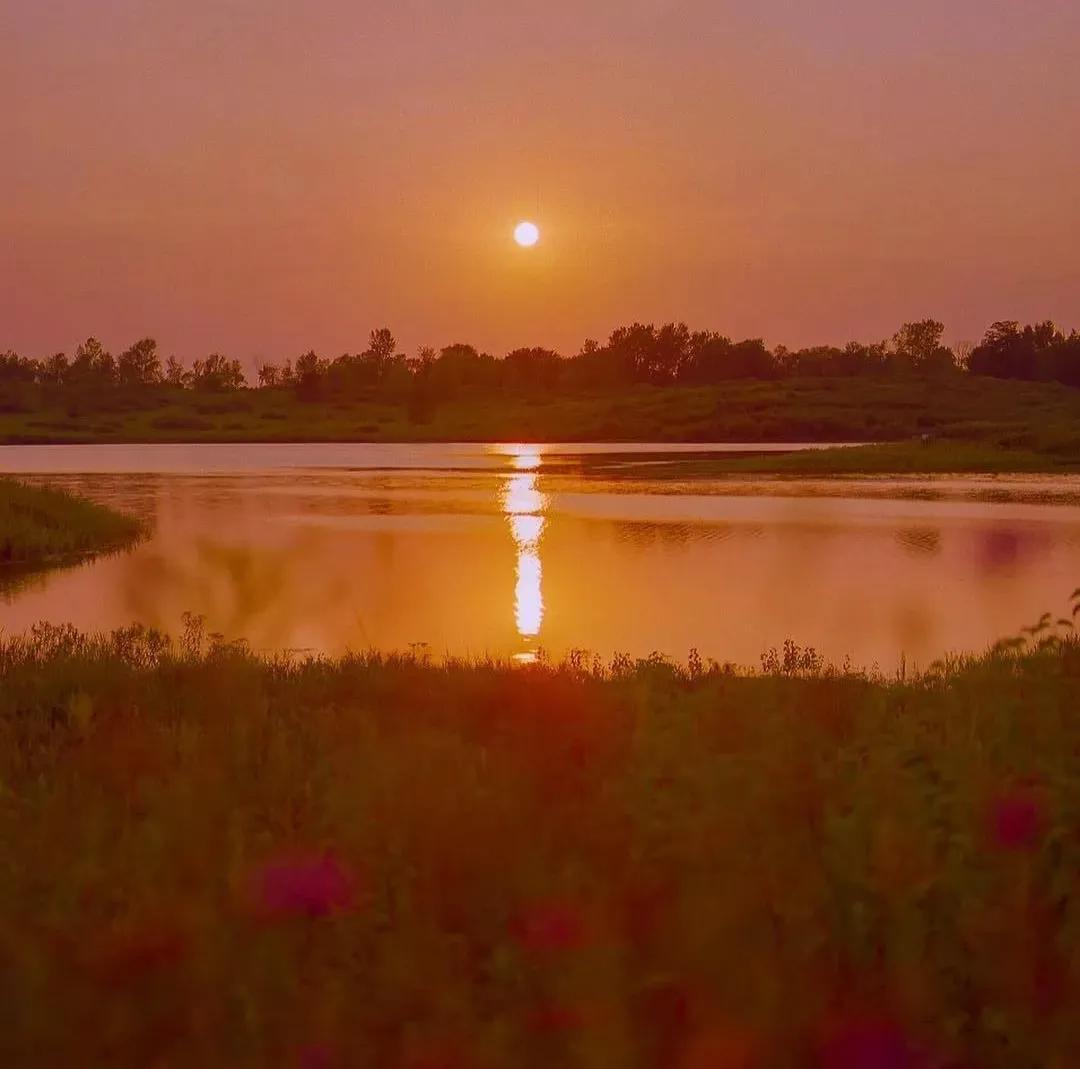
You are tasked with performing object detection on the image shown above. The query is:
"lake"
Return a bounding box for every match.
[2,442,1080,670]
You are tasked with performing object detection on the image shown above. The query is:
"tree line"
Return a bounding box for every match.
[2,320,1078,407]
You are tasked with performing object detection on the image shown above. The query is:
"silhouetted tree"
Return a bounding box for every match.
[164,355,189,387]
[503,347,563,392]
[293,350,328,401]
[116,337,162,387]
[256,363,281,388]
[0,351,39,384]
[190,353,245,391]
[968,321,1067,381]
[891,320,954,373]
[40,352,69,387]
[69,338,116,387]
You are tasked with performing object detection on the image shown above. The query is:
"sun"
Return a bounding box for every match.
[514,221,540,247]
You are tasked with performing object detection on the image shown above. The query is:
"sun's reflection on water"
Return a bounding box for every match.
[501,449,547,658]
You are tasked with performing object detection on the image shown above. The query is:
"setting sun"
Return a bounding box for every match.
[513,221,540,247]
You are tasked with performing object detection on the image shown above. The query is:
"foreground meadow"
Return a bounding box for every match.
[1,617,1079,1067]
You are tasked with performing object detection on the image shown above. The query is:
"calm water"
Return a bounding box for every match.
[3,442,1080,670]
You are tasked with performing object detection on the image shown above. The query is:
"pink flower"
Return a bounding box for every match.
[255,852,354,918]
[988,790,1045,852]
[511,898,588,953]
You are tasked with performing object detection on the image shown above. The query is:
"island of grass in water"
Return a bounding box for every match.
[0,478,142,569]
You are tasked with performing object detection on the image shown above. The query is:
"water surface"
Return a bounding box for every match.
[2,442,1078,670]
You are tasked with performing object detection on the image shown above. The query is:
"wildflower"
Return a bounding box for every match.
[255,852,354,918]
[988,789,1045,852]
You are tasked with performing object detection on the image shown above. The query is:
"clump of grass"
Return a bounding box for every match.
[0,478,143,567]
[621,439,1074,480]
[1,613,1080,1065]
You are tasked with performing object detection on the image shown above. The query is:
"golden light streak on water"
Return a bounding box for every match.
[500,461,548,649]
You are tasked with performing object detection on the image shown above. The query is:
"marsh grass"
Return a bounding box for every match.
[652,439,1069,477]
[0,478,143,570]
[2,610,1080,1065]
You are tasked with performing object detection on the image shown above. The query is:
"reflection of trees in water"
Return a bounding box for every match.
[0,565,54,600]
[115,533,349,651]
[895,527,942,556]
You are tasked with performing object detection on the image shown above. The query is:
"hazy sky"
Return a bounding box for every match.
[3,0,1078,363]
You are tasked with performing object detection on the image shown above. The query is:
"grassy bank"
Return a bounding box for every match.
[0,479,142,570]
[627,440,1080,479]
[2,617,1080,1065]
[3,374,1080,466]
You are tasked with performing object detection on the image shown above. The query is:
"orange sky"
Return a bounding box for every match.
[3,0,1078,364]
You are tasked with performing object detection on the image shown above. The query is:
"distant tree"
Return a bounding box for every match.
[968,320,1069,384]
[407,347,437,423]
[256,363,281,388]
[164,355,190,387]
[116,337,162,387]
[69,337,116,386]
[891,320,954,373]
[325,329,409,398]
[952,340,974,371]
[432,343,496,393]
[683,332,775,382]
[367,328,399,365]
[40,352,70,387]
[503,347,563,392]
[190,353,245,391]
[1052,331,1080,388]
[293,350,328,401]
[410,345,436,372]
[0,351,39,384]
[784,341,886,378]
[608,323,667,383]
[969,322,1032,380]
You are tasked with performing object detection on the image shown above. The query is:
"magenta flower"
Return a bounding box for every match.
[255,852,354,918]
[988,790,1045,852]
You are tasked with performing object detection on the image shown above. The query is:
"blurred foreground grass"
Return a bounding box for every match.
[1,614,1080,1067]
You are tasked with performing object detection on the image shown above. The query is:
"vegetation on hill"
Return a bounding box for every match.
[1,369,1080,467]
[2,319,1079,472]
[4,318,1079,400]
[1,611,1079,1066]
[0,479,142,570]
